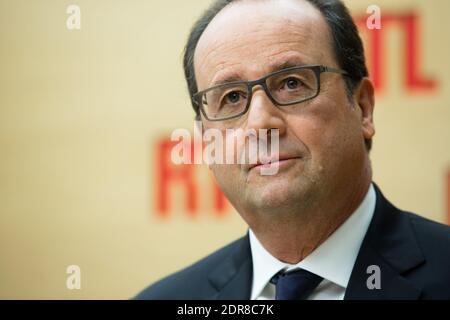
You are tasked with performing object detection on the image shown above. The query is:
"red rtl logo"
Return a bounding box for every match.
[156,138,229,218]
[355,12,437,93]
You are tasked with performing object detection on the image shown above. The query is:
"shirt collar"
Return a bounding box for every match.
[249,183,376,300]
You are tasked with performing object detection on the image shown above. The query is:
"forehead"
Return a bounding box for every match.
[194,0,334,89]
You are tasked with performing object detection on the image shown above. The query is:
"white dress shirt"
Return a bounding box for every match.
[249,184,376,300]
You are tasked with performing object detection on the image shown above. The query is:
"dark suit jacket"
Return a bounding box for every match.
[136,184,450,299]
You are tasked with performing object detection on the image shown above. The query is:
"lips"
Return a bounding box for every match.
[247,155,301,171]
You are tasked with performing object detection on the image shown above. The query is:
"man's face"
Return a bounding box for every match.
[194,0,374,220]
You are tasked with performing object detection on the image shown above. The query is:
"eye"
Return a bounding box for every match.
[283,77,303,90]
[224,91,242,104]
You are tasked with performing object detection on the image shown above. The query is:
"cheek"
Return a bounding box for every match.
[287,99,358,161]
[209,163,244,203]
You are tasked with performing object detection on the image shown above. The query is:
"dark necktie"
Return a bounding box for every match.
[271,269,324,300]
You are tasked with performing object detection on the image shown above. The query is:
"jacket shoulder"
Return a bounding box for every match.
[404,211,450,298]
[405,212,450,239]
[406,211,450,260]
[134,236,245,300]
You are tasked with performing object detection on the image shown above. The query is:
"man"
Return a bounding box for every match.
[137,0,450,299]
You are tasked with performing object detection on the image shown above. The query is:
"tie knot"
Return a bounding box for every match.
[271,269,323,300]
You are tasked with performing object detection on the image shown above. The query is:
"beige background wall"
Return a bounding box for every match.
[0,0,449,299]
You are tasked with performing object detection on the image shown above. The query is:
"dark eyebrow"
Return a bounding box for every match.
[269,58,307,72]
[210,57,308,87]
[211,76,243,86]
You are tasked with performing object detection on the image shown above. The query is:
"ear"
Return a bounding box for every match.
[354,78,375,141]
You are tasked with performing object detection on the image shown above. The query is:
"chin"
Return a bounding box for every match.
[249,174,321,211]
[247,181,303,211]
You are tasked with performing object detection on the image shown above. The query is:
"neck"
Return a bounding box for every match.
[249,168,372,264]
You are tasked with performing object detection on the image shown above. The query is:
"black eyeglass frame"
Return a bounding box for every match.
[192,64,349,121]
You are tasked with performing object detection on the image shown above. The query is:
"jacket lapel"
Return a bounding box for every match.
[345,184,425,299]
[208,233,253,299]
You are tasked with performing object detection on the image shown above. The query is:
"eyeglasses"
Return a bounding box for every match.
[192,64,348,121]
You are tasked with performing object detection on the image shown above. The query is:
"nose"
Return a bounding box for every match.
[244,87,287,138]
